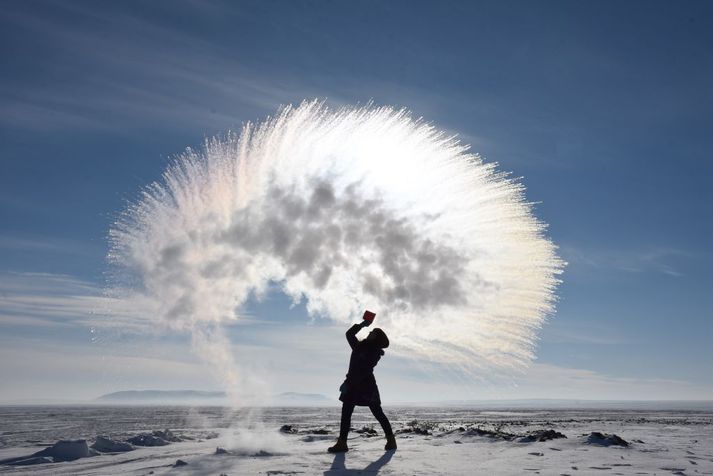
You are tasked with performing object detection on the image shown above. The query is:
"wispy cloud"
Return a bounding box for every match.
[0,338,213,402]
[0,272,150,331]
[0,3,338,133]
[400,361,713,401]
[1,1,505,143]
[514,363,711,400]
[540,321,627,345]
[561,244,689,278]
[0,235,102,256]
[1,272,710,401]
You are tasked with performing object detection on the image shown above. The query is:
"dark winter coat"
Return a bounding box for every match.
[339,324,384,406]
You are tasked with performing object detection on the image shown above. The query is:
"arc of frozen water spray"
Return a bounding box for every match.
[108,100,563,399]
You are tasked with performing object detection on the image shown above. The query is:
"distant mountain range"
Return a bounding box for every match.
[96,390,224,402]
[96,390,332,405]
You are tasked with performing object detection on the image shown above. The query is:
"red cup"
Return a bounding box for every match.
[363,310,376,323]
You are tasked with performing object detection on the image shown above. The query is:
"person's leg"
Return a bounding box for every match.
[329,402,355,453]
[339,402,356,440]
[370,404,397,450]
[368,404,393,436]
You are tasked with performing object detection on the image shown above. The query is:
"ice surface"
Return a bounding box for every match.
[1,405,712,475]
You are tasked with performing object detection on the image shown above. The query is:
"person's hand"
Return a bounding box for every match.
[362,319,372,327]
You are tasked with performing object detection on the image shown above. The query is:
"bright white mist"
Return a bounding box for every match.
[108,101,563,398]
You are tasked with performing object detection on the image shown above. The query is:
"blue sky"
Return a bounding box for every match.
[1,0,712,403]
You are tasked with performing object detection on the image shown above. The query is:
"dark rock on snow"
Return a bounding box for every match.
[585,432,629,447]
[153,429,182,442]
[462,427,517,440]
[126,429,183,447]
[310,428,330,435]
[127,434,169,447]
[401,420,436,435]
[91,436,134,453]
[0,440,98,466]
[33,439,98,461]
[354,426,378,437]
[5,456,54,466]
[519,429,567,443]
[397,427,431,436]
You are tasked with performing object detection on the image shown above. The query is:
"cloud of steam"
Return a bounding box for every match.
[221,180,469,309]
[108,100,563,397]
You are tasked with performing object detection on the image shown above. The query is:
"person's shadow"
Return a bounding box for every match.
[323,450,395,475]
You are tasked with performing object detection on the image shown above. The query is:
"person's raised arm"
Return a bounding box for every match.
[346,321,368,350]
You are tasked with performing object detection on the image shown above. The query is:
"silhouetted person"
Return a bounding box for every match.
[328,311,396,453]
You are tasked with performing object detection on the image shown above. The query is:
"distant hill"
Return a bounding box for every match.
[96,390,333,406]
[97,390,225,403]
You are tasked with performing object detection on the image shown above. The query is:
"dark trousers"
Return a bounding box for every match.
[339,402,393,440]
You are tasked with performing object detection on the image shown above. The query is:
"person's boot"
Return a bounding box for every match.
[385,434,397,450]
[328,437,349,453]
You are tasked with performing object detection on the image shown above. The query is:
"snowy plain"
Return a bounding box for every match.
[1,405,712,475]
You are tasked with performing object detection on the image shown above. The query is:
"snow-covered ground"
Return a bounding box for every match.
[1,406,711,475]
